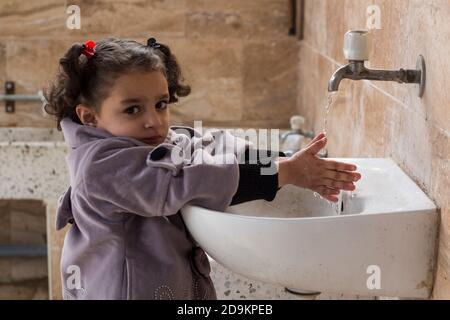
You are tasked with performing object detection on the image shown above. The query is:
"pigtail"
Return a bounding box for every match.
[59,43,85,100]
[44,43,86,130]
[156,43,191,103]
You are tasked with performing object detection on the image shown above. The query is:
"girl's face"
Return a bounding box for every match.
[82,70,170,146]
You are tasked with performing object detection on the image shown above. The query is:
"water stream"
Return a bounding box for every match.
[323,91,338,135]
[313,91,343,215]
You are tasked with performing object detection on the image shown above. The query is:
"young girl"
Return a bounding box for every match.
[44,37,361,300]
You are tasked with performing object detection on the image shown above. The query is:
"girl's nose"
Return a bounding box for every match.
[144,109,163,128]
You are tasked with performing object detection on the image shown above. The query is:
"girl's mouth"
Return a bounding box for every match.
[141,136,163,145]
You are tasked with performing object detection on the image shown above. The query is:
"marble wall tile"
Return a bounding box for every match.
[367,0,450,131]
[242,39,299,126]
[64,0,186,39]
[167,38,243,124]
[343,0,371,33]
[186,0,289,40]
[0,279,48,300]
[432,213,450,299]
[0,42,6,86]
[171,77,242,124]
[0,1,66,39]
[298,0,450,299]
[325,0,347,65]
[0,201,11,243]
[9,200,47,245]
[0,1,298,129]
[303,0,327,56]
[0,200,48,299]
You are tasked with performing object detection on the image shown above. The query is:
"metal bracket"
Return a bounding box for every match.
[5,81,14,113]
[416,55,426,98]
[1,81,47,114]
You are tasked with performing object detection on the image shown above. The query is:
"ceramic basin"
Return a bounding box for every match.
[181,158,439,298]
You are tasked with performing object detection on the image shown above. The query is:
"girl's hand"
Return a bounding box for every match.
[276,133,361,202]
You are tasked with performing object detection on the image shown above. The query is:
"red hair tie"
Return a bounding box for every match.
[82,40,96,59]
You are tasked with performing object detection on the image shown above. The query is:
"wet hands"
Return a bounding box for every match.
[276,133,361,202]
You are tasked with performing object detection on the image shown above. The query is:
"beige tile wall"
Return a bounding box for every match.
[0,200,48,300]
[0,0,298,129]
[297,0,450,299]
[2,0,448,300]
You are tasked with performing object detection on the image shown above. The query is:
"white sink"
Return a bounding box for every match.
[181,158,439,299]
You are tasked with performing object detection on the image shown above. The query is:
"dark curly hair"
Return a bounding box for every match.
[44,37,191,130]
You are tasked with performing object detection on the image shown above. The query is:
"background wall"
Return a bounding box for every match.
[296,0,449,299]
[0,0,298,129]
[0,0,448,300]
[0,200,48,299]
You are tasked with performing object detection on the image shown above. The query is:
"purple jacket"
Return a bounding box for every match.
[56,117,251,300]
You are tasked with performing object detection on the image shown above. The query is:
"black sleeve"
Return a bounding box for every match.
[230,148,286,206]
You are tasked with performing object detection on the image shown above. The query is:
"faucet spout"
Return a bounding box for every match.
[328,64,352,92]
[328,59,424,96]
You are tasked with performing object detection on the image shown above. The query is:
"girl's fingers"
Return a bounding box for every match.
[326,195,339,203]
[305,133,326,148]
[323,159,359,172]
[322,169,360,183]
[319,178,356,191]
[321,194,339,202]
[305,136,327,155]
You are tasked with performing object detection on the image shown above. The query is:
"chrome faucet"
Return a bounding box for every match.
[328,30,426,97]
[280,129,315,142]
[280,116,327,158]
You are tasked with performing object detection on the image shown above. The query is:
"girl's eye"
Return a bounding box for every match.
[156,101,168,110]
[124,105,140,115]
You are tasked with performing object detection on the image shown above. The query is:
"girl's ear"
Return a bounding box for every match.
[75,104,97,126]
